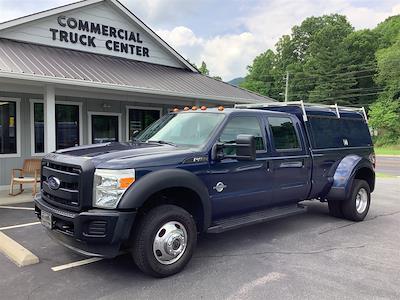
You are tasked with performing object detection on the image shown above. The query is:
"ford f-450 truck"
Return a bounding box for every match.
[34,101,375,277]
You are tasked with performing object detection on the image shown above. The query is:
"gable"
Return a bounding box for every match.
[0,0,190,69]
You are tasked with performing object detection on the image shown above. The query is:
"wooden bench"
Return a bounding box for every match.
[9,159,41,196]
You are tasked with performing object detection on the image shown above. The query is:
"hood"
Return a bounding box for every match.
[53,142,197,169]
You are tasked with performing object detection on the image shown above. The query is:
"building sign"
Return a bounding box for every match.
[49,16,150,57]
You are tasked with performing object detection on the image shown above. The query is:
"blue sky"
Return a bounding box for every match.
[0,0,399,80]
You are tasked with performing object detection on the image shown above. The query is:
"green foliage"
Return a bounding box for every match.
[198,61,210,76]
[240,13,400,145]
[374,15,400,48]
[369,33,400,145]
[187,59,222,80]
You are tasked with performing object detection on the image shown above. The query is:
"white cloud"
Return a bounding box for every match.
[0,0,75,22]
[124,0,201,26]
[157,0,400,80]
[157,27,265,80]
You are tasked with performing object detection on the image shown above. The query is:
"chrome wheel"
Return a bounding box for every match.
[355,188,368,214]
[153,221,187,265]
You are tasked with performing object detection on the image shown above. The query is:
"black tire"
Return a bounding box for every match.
[328,199,343,218]
[132,205,197,278]
[341,179,371,222]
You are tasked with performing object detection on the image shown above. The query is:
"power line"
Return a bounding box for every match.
[249,73,379,88]
[270,91,387,101]
[272,57,400,77]
[250,57,400,82]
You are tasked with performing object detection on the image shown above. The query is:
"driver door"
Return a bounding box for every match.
[206,115,274,219]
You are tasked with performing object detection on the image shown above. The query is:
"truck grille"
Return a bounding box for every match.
[41,161,82,211]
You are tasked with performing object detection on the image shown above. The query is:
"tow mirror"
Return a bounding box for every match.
[236,134,256,161]
[211,134,256,161]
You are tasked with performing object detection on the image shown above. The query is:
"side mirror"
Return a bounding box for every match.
[235,134,256,161]
[211,134,256,161]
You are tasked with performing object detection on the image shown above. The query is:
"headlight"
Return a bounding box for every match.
[93,169,135,209]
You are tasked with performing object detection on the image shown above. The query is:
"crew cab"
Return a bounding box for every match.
[34,101,375,277]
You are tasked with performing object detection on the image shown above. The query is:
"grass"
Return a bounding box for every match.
[374,146,400,156]
[375,172,397,178]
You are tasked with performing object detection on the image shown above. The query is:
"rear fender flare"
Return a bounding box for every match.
[118,169,211,231]
[327,155,374,201]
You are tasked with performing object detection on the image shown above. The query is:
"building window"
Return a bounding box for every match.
[33,103,45,154]
[56,104,80,150]
[127,107,161,141]
[0,100,17,154]
[268,117,300,150]
[91,114,119,144]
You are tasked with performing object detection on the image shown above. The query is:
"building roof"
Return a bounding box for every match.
[0,0,198,72]
[0,38,273,103]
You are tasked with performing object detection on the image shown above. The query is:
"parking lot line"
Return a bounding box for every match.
[51,257,104,272]
[0,206,34,211]
[0,222,41,231]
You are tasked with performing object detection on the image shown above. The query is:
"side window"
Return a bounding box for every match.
[268,117,300,151]
[308,116,372,148]
[219,116,265,154]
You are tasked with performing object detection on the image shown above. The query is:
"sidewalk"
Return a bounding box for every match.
[0,190,34,206]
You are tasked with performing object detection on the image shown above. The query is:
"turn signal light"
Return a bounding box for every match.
[184,106,190,111]
[201,106,207,110]
[119,177,135,189]
[218,106,224,111]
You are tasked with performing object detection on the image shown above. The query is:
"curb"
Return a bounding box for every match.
[0,196,34,206]
[0,231,39,267]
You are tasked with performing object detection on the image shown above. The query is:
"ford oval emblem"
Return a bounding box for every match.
[48,176,61,190]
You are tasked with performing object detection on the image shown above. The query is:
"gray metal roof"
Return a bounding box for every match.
[0,38,274,103]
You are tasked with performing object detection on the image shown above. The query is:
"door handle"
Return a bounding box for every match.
[280,161,303,168]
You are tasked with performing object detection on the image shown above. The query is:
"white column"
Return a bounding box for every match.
[44,85,56,153]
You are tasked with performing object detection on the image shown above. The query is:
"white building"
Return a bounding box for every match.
[0,0,273,187]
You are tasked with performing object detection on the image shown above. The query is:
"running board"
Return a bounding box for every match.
[207,204,307,233]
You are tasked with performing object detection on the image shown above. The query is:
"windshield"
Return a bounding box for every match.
[136,112,225,147]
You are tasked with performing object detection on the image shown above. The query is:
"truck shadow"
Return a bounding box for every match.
[87,201,335,279]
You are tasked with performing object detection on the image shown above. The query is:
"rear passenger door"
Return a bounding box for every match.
[267,116,311,204]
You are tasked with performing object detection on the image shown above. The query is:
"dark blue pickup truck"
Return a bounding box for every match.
[34,102,375,277]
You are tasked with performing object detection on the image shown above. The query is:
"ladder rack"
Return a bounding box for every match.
[235,100,368,123]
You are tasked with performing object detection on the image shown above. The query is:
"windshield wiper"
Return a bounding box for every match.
[148,140,177,146]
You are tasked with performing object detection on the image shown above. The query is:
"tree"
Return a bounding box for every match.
[240,50,283,99]
[240,13,400,144]
[369,33,400,145]
[374,15,400,48]
[198,61,210,76]
[340,29,380,106]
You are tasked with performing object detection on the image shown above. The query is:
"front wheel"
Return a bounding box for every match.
[341,179,371,221]
[132,205,197,277]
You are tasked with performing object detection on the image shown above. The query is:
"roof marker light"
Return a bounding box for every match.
[201,106,207,111]
[192,106,198,111]
[173,108,179,112]
[184,106,190,111]
[218,106,224,111]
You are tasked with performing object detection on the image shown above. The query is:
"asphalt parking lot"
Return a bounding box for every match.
[0,177,399,300]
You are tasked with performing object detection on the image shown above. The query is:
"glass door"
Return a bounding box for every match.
[91,114,119,144]
[55,104,80,150]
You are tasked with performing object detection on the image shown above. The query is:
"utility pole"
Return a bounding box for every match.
[284,71,289,102]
